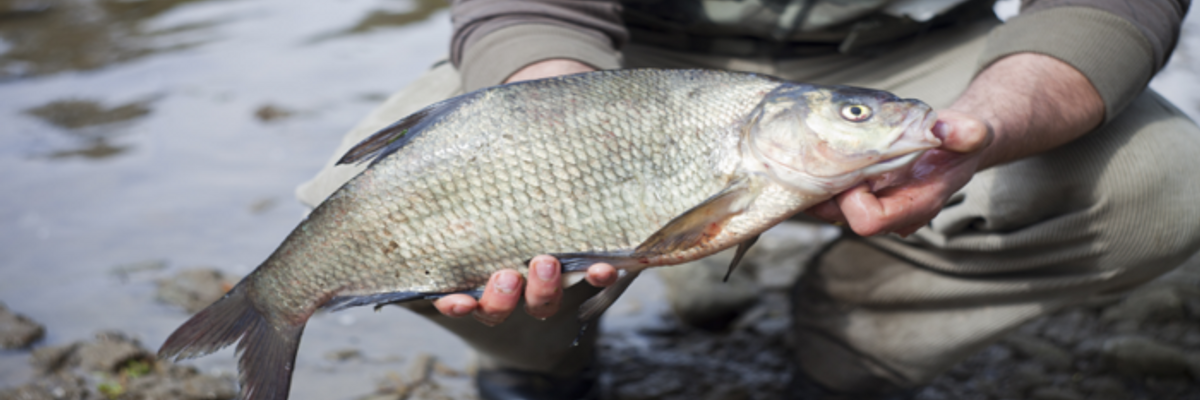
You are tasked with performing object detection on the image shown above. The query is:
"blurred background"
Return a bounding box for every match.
[0,0,1197,399]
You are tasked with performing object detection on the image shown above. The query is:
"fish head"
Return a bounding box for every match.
[743,83,941,195]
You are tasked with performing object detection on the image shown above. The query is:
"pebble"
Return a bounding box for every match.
[325,348,363,362]
[614,370,686,400]
[156,268,235,313]
[1003,334,1073,371]
[1040,310,1088,346]
[1078,376,1130,400]
[1101,286,1185,324]
[75,331,152,372]
[1007,363,1050,393]
[0,303,45,349]
[1029,386,1084,400]
[1100,335,1197,378]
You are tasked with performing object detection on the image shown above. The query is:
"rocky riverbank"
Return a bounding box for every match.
[3,259,1198,400]
[599,257,1200,400]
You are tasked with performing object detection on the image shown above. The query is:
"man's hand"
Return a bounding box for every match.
[806,111,993,236]
[432,256,618,325]
[808,52,1103,236]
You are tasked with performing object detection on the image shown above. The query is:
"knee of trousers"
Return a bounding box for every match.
[1056,89,1200,287]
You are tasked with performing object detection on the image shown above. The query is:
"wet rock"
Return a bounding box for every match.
[324,348,363,362]
[1100,335,1199,378]
[156,268,236,314]
[1029,386,1084,400]
[75,332,152,373]
[25,99,152,130]
[613,370,686,400]
[1079,376,1130,400]
[29,343,80,374]
[702,384,750,400]
[249,197,278,214]
[1040,310,1091,346]
[1144,376,1192,397]
[1101,286,1185,325]
[1,331,236,400]
[109,259,167,282]
[0,303,45,349]
[131,364,238,400]
[432,360,465,378]
[254,104,295,122]
[1003,334,1073,371]
[0,372,88,400]
[1006,363,1050,393]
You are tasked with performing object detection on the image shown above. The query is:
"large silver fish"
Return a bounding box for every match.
[158,69,940,400]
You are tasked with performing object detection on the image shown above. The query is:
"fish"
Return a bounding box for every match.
[157,69,940,400]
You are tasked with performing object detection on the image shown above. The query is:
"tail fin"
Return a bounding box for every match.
[158,283,305,400]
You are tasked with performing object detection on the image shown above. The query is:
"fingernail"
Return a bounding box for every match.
[495,272,519,294]
[450,303,472,317]
[535,259,557,281]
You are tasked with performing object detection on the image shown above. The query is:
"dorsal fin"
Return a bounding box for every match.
[336,94,471,166]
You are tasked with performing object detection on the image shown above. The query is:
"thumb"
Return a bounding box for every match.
[933,110,993,154]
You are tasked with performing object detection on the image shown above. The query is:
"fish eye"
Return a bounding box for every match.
[840,104,872,122]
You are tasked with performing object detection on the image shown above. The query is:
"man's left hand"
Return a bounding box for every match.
[806,110,993,237]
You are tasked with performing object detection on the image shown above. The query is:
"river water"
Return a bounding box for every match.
[0,0,1197,398]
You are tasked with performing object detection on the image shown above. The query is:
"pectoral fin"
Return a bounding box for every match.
[724,234,760,282]
[633,175,764,258]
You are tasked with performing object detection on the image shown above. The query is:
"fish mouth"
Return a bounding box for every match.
[860,150,922,176]
[860,109,939,176]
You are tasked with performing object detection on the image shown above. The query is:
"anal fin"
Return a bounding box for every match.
[724,234,760,282]
[577,269,641,322]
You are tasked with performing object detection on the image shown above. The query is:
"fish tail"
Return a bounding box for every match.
[158,282,305,400]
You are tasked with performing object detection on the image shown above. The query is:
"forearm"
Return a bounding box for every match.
[504,59,596,83]
[950,52,1103,170]
[450,0,625,91]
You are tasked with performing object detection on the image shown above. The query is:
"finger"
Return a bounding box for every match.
[933,111,993,154]
[835,184,887,236]
[472,269,524,326]
[524,255,563,319]
[893,222,926,237]
[838,183,942,237]
[585,263,619,287]
[804,199,847,226]
[433,294,477,318]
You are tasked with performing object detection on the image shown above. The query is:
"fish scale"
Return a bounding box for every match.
[158,69,940,400]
